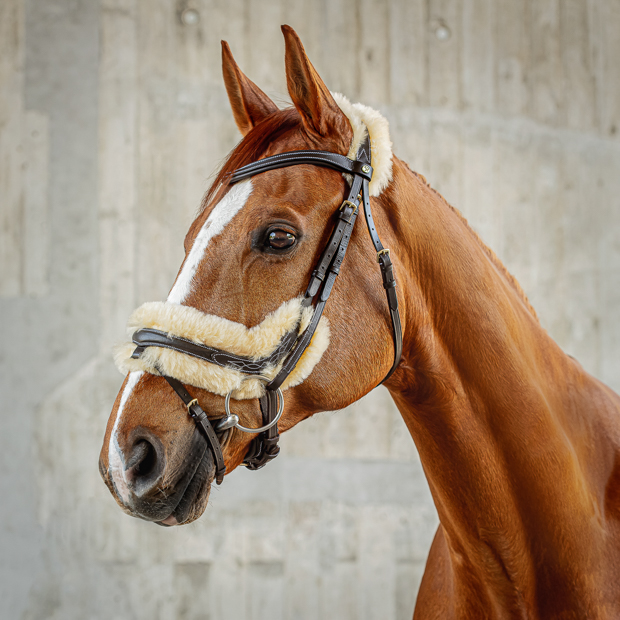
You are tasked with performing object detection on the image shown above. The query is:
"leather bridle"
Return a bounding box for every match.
[129,132,402,485]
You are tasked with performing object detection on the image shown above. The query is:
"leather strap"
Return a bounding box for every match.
[243,390,281,470]
[361,178,403,381]
[131,325,299,375]
[163,376,227,484]
[230,150,373,184]
[305,178,363,298]
[268,299,327,390]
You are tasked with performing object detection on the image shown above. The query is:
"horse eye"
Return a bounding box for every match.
[267,230,296,250]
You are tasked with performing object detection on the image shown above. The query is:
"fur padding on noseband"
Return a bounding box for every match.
[333,93,393,197]
[114,297,330,399]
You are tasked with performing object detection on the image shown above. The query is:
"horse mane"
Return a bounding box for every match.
[409,167,539,322]
[202,107,303,209]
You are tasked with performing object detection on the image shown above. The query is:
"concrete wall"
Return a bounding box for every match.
[1,0,619,618]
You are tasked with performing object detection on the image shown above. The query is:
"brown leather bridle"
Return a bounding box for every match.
[130,132,402,485]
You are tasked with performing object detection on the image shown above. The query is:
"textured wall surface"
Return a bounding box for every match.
[1,0,619,619]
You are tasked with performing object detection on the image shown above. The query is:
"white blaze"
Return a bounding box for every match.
[167,181,253,304]
[109,370,143,504]
[108,182,253,502]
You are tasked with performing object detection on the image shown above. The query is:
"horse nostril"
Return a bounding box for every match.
[126,440,156,475]
[125,439,162,494]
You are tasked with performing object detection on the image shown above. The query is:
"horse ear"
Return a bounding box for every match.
[221,41,279,136]
[281,25,347,138]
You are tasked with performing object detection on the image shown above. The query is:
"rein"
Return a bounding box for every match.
[130,132,402,485]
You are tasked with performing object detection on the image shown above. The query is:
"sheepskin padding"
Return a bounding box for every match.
[332,92,393,197]
[114,297,330,399]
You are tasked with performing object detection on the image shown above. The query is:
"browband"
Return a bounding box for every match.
[131,130,402,485]
[230,150,373,184]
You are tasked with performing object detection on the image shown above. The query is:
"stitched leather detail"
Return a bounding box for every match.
[230,150,373,184]
[132,324,299,375]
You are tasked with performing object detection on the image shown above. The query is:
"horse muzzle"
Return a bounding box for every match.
[100,426,214,525]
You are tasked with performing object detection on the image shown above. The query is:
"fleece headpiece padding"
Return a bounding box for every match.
[332,92,393,197]
[114,297,330,399]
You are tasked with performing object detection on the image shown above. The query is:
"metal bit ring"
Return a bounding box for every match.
[218,375,284,434]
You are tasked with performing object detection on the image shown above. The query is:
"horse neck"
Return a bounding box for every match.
[381,158,620,589]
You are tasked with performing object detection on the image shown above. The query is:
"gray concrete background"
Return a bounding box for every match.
[1,0,619,618]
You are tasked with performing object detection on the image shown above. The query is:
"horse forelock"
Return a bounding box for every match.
[201,108,304,210]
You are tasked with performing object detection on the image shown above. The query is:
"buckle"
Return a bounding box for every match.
[339,200,358,223]
[186,398,199,413]
[376,248,390,263]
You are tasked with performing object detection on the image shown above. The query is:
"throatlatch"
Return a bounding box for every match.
[129,130,402,484]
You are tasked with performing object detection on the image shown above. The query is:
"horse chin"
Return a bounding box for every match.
[158,492,210,526]
[157,457,213,526]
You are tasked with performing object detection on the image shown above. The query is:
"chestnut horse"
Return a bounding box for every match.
[100,26,620,618]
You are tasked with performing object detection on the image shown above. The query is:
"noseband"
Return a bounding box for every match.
[130,132,402,484]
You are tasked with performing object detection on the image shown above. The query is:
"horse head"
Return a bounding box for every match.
[99,26,401,525]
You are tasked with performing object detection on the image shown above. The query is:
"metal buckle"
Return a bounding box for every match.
[339,200,358,223]
[376,248,390,263]
[186,398,199,413]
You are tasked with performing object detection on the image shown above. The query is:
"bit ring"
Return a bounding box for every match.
[216,375,284,434]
